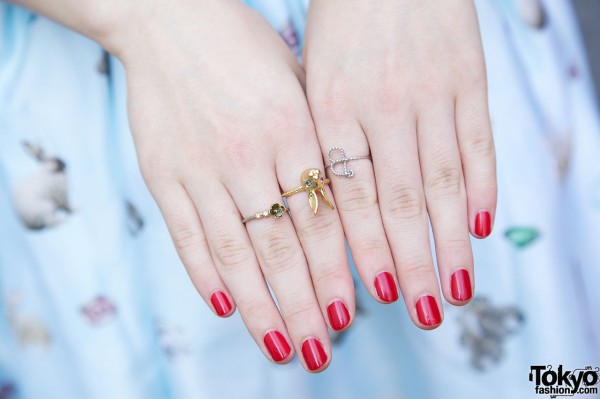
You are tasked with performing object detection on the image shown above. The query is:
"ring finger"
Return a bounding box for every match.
[185,179,296,365]
[225,165,332,372]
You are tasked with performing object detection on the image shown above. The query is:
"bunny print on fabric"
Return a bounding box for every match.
[12,141,73,230]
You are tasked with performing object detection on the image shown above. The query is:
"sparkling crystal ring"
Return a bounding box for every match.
[325,147,371,178]
[281,168,334,215]
[242,203,288,224]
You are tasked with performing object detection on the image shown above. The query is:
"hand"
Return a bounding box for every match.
[112,0,355,371]
[304,0,496,328]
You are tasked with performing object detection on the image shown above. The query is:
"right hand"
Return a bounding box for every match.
[108,0,354,372]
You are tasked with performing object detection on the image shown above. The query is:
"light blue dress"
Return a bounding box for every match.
[1,0,599,398]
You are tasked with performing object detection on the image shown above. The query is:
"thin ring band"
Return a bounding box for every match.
[324,147,371,178]
[242,203,287,223]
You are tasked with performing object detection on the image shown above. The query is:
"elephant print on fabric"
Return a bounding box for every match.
[458,297,525,371]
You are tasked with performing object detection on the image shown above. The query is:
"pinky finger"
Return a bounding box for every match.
[151,179,236,317]
[456,89,497,239]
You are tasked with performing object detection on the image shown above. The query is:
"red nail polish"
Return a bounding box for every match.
[474,211,491,238]
[301,338,328,371]
[450,269,473,301]
[416,295,441,326]
[327,300,350,331]
[374,272,399,303]
[263,330,291,362]
[210,291,232,316]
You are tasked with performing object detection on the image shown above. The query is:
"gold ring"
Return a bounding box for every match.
[281,168,334,215]
[242,203,288,224]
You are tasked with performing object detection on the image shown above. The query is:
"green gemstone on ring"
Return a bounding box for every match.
[270,203,285,218]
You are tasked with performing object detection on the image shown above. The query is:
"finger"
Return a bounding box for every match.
[185,179,294,365]
[456,68,497,239]
[149,178,236,318]
[314,117,398,305]
[225,165,332,372]
[417,101,474,306]
[276,123,356,338]
[366,114,443,329]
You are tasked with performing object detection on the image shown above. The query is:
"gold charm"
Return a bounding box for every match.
[282,169,334,215]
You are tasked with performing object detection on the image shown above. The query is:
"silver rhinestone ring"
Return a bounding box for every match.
[325,147,371,178]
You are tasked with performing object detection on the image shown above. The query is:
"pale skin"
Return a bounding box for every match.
[305,0,496,328]
[13,0,496,373]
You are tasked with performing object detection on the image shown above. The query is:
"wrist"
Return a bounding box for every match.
[84,1,147,59]
[12,0,139,56]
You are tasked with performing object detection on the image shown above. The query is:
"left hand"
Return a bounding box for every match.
[304,0,497,329]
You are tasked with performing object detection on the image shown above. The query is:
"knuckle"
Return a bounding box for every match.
[400,257,433,280]
[414,76,443,105]
[375,86,402,115]
[383,183,425,221]
[355,239,390,258]
[265,112,317,150]
[240,297,270,325]
[282,298,316,325]
[313,263,348,289]
[213,237,253,271]
[441,235,472,251]
[337,179,378,214]
[464,134,495,159]
[171,222,203,254]
[258,233,300,274]
[424,163,463,199]
[219,135,258,170]
[309,76,352,122]
[464,57,487,90]
[298,214,338,241]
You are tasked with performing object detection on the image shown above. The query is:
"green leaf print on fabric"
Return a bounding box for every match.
[504,227,540,249]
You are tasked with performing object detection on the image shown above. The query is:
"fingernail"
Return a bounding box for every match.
[263,330,291,362]
[416,295,441,326]
[210,291,232,316]
[374,271,399,303]
[327,300,351,331]
[450,269,473,301]
[474,210,491,238]
[301,338,328,371]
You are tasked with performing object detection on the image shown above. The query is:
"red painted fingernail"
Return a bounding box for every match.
[301,338,328,371]
[416,295,441,327]
[474,210,491,238]
[451,269,473,301]
[374,271,399,303]
[210,291,232,316]
[327,300,351,331]
[263,330,291,362]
